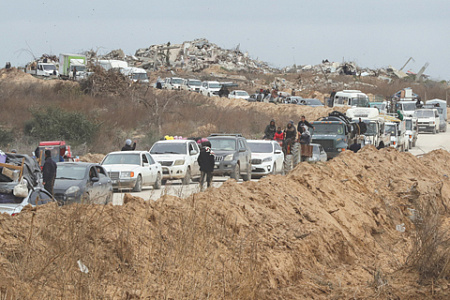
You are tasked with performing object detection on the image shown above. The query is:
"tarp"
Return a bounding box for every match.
[1,154,41,189]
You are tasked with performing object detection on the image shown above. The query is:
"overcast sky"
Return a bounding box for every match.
[1,0,449,80]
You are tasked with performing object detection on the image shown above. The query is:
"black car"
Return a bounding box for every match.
[53,162,113,205]
[207,134,252,181]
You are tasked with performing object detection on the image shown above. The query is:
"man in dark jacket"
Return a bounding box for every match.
[358,118,367,134]
[297,116,314,134]
[263,119,276,139]
[43,150,57,195]
[197,141,215,191]
[121,139,136,151]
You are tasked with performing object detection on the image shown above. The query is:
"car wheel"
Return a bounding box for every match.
[132,175,142,192]
[242,164,251,181]
[182,168,191,185]
[230,164,240,181]
[154,173,162,190]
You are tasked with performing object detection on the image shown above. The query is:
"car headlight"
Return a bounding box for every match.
[174,160,185,166]
[224,154,234,161]
[262,157,272,162]
[65,186,80,196]
[120,171,134,178]
[429,121,434,125]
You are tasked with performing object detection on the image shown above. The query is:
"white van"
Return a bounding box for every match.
[97,59,128,71]
[397,101,417,118]
[200,81,222,97]
[415,108,440,134]
[425,99,447,132]
[164,77,184,90]
[333,90,370,108]
[120,67,149,83]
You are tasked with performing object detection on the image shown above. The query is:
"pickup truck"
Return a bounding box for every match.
[346,108,390,149]
[26,62,59,78]
[150,140,201,184]
[383,117,408,152]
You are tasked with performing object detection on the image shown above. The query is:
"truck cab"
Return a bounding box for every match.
[384,118,408,152]
[346,108,390,149]
[397,101,417,118]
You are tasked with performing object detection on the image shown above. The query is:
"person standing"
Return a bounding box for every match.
[72,67,77,81]
[197,141,215,191]
[297,116,314,134]
[121,139,136,151]
[358,118,367,134]
[43,150,57,195]
[264,119,277,139]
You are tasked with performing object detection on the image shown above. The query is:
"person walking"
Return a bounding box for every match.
[42,150,57,195]
[197,141,215,191]
[121,139,136,151]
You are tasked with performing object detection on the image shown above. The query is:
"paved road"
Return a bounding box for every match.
[113,130,450,205]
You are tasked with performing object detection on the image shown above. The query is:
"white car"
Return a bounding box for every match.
[228,90,250,100]
[101,151,162,192]
[150,140,201,184]
[182,79,202,92]
[247,140,284,178]
[0,187,54,215]
[307,143,328,163]
[200,81,222,97]
[164,77,184,90]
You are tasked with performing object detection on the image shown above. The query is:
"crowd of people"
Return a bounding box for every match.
[263,116,314,151]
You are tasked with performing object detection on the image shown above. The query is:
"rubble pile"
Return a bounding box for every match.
[0,148,449,298]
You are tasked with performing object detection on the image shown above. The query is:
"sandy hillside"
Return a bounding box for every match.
[0,147,449,299]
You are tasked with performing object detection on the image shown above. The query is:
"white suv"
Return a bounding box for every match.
[164,77,184,90]
[416,108,440,134]
[200,81,222,97]
[150,140,201,184]
[247,140,284,178]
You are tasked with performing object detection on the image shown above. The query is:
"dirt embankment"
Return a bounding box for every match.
[0,147,449,299]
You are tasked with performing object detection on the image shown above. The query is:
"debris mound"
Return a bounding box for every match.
[0,149,449,299]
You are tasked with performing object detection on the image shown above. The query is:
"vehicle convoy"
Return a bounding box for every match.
[404,117,419,148]
[332,90,370,108]
[164,77,184,90]
[0,153,54,216]
[311,111,359,159]
[59,53,88,80]
[346,108,390,149]
[25,61,58,78]
[383,115,408,152]
[200,81,222,97]
[208,134,252,181]
[101,151,162,192]
[247,140,284,178]
[150,140,200,185]
[415,108,440,134]
[53,162,113,205]
[181,79,202,92]
[425,99,447,132]
[120,67,149,84]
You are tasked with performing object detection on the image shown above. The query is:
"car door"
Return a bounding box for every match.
[188,142,200,176]
[238,139,249,171]
[87,166,102,203]
[141,153,152,185]
[273,142,284,172]
[145,153,157,184]
[96,165,112,202]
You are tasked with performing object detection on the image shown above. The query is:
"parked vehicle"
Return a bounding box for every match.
[0,153,51,215]
[120,67,149,84]
[59,53,87,80]
[101,151,162,192]
[247,140,284,178]
[311,111,359,159]
[383,116,408,151]
[97,59,128,71]
[208,134,252,181]
[26,61,58,78]
[53,162,113,205]
[332,90,370,108]
[228,90,250,100]
[149,140,200,184]
[306,143,328,163]
[200,81,222,97]
[164,77,184,90]
[346,108,390,149]
[425,99,447,132]
[415,108,440,134]
[181,79,202,92]
[299,98,324,107]
[404,117,419,148]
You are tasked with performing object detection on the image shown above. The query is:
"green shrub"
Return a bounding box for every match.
[24,107,99,145]
[0,127,14,147]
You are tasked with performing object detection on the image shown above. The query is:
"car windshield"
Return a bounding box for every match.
[132,73,148,80]
[312,124,345,135]
[43,64,56,71]
[236,91,248,96]
[385,124,397,135]
[365,123,377,136]
[350,97,370,107]
[405,119,412,130]
[209,83,221,89]
[102,154,141,165]
[415,110,434,118]
[248,143,273,153]
[56,165,86,180]
[0,192,23,204]
[150,143,187,154]
[188,80,201,86]
[305,99,322,105]
[172,78,183,84]
[210,139,236,151]
[401,103,416,111]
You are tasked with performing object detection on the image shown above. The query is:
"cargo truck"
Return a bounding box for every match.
[59,53,88,80]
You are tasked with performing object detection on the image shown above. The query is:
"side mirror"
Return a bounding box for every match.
[91,177,99,182]
[239,148,246,153]
[142,162,149,167]
[274,150,282,154]
[190,150,197,155]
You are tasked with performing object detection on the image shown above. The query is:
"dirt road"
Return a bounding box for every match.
[114,130,450,205]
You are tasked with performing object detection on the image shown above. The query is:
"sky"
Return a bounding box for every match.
[1,0,449,80]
